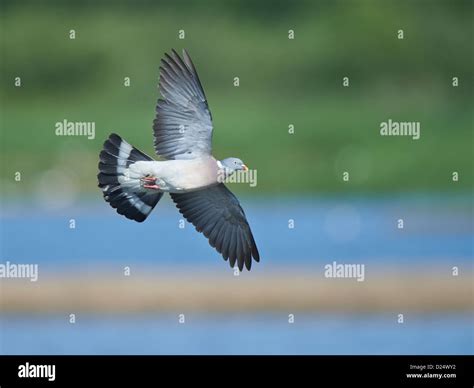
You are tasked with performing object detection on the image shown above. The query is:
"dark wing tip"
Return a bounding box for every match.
[250,234,260,262]
[171,48,181,58]
[171,186,259,272]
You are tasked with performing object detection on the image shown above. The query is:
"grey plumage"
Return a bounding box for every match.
[171,184,260,271]
[98,134,163,222]
[154,49,213,160]
[98,49,260,271]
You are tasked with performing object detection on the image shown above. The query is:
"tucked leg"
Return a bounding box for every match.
[140,176,160,190]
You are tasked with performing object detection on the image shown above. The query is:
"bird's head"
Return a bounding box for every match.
[219,157,248,177]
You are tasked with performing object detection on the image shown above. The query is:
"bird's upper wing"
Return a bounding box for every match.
[170,184,260,271]
[153,49,213,160]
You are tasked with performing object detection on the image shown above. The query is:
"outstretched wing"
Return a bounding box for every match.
[153,49,213,160]
[171,184,260,271]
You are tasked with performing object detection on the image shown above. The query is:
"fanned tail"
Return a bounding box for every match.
[97,133,163,222]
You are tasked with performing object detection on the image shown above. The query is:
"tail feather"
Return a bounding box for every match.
[98,133,162,222]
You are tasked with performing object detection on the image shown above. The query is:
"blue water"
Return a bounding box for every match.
[0,196,472,354]
[0,196,472,270]
[1,314,472,355]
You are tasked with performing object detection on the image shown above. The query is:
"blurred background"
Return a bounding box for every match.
[0,0,472,354]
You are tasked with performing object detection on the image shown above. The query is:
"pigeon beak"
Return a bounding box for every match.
[242,164,249,171]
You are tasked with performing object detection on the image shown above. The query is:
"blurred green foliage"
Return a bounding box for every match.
[1,0,472,197]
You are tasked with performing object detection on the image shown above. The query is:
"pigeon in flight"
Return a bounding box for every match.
[98,49,260,271]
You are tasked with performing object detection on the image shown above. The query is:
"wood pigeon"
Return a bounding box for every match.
[98,49,260,271]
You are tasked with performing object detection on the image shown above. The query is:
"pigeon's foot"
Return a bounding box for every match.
[141,175,160,190]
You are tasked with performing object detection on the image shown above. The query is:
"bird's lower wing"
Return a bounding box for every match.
[170,184,260,271]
